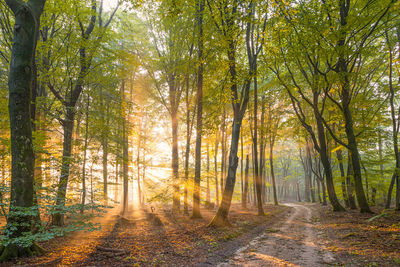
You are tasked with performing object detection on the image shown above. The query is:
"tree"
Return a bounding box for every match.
[192,0,205,219]
[208,0,252,226]
[144,0,194,212]
[48,1,119,226]
[1,0,46,260]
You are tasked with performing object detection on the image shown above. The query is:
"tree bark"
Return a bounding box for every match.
[385,31,400,210]
[240,133,244,206]
[121,80,129,215]
[171,105,180,212]
[209,121,242,226]
[313,100,345,211]
[192,0,205,219]
[252,71,263,215]
[269,141,278,206]
[346,154,357,209]
[2,0,46,260]
[243,154,249,208]
[214,135,219,206]
[336,149,349,207]
[52,108,74,226]
[81,95,90,213]
[337,0,370,213]
[206,142,210,205]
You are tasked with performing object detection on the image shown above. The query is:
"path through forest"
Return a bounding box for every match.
[218,204,336,267]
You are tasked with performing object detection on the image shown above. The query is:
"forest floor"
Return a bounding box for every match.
[219,203,400,267]
[315,204,400,267]
[1,202,399,266]
[1,203,289,267]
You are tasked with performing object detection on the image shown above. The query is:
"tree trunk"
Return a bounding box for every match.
[260,97,266,204]
[183,79,191,215]
[102,137,108,205]
[81,95,90,213]
[53,108,74,226]
[240,133,244,206]
[115,135,119,203]
[121,80,129,215]
[386,174,396,209]
[2,0,46,260]
[346,155,357,209]
[253,74,264,215]
[386,33,400,210]
[209,12,251,225]
[214,136,219,206]
[296,180,301,202]
[316,177,321,203]
[220,109,226,197]
[269,142,278,206]
[171,106,180,212]
[313,92,345,211]
[137,134,142,205]
[209,121,242,226]
[337,0,370,213]
[243,154,249,208]
[206,142,210,205]
[192,0,205,219]
[336,149,349,207]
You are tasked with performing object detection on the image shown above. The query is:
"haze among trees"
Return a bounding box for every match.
[0,0,399,265]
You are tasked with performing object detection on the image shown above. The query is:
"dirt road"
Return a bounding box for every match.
[218,203,336,267]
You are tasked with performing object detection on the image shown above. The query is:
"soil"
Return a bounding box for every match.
[217,203,336,267]
[1,204,289,267]
[315,204,400,267]
[3,202,398,266]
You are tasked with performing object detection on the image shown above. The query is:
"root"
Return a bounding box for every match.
[30,257,62,266]
[117,216,136,226]
[190,213,203,220]
[208,215,231,228]
[0,242,45,262]
[146,213,163,226]
[97,246,128,258]
[32,242,46,255]
[0,244,18,262]
[97,246,127,254]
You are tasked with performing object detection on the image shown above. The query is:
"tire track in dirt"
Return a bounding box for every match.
[218,203,336,267]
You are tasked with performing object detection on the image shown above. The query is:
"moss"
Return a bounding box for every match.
[0,242,46,262]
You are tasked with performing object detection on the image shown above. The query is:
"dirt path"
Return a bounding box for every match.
[218,203,336,267]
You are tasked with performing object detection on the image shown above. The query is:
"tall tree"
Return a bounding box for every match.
[192,0,205,219]
[50,1,119,225]
[1,0,46,260]
[208,0,252,226]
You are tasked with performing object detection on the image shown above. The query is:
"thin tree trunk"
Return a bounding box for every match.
[260,97,266,204]
[241,133,244,206]
[337,0,370,213]
[192,0,205,219]
[253,74,263,215]
[137,133,142,205]
[346,154,357,209]
[269,142,278,206]
[336,149,349,207]
[206,142,210,205]
[214,135,219,206]
[121,80,129,215]
[385,31,400,210]
[171,105,180,212]
[53,108,74,226]
[313,93,345,211]
[209,121,242,226]
[81,95,90,213]
[220,109,226,197]
[243,154,249,208]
